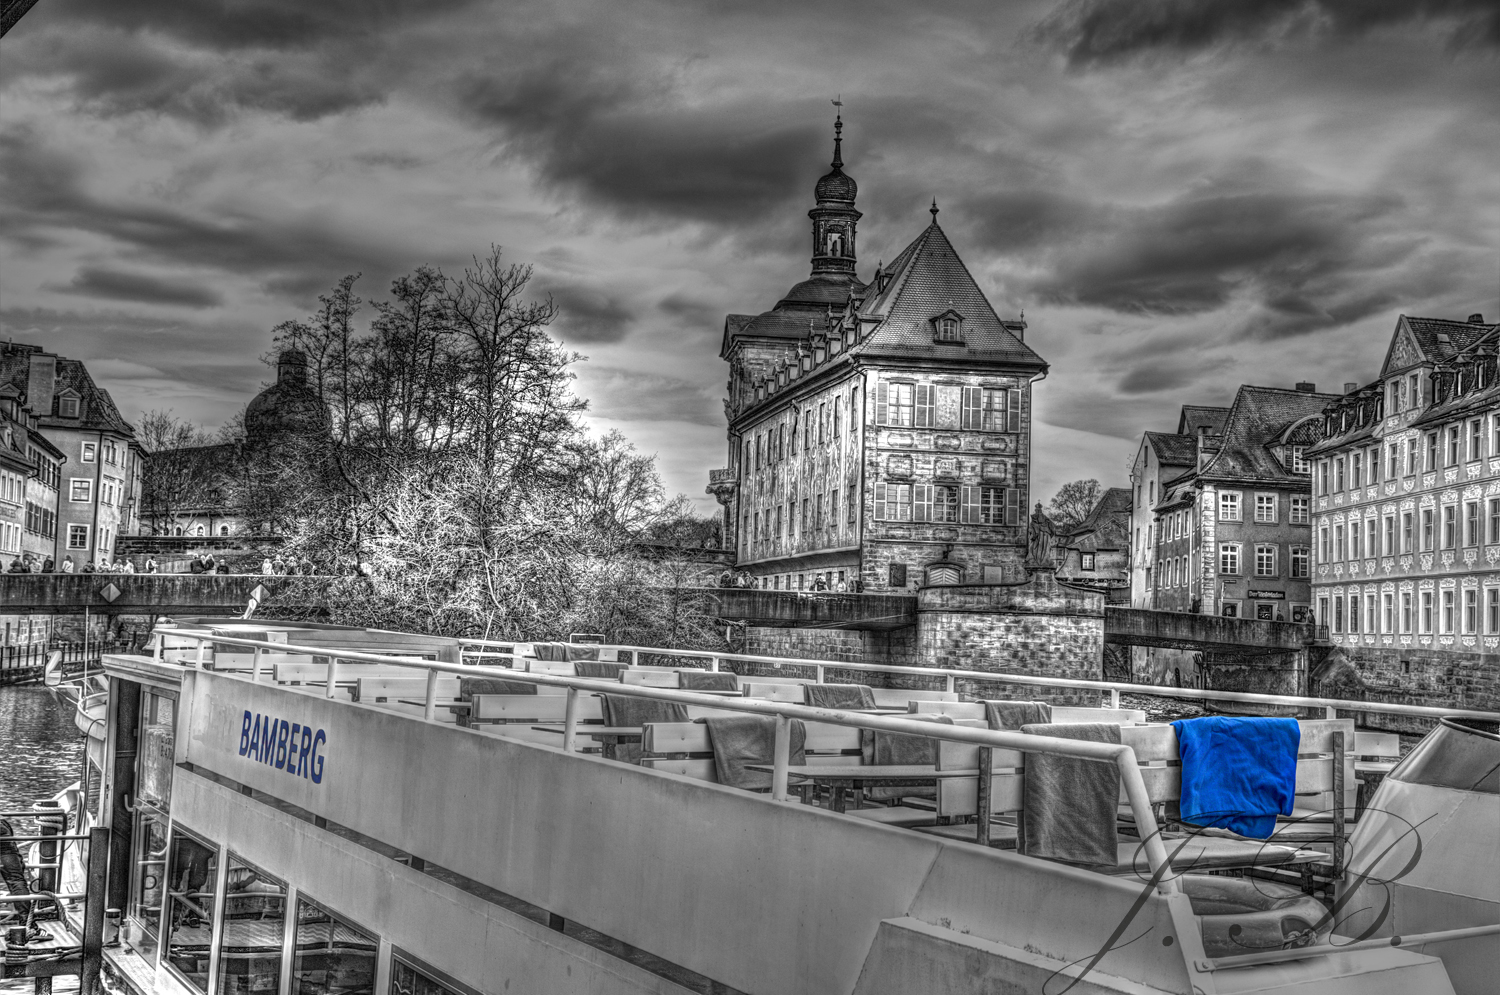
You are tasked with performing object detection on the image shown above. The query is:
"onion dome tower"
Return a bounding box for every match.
[809,109,860,278]
[244,348,331,445]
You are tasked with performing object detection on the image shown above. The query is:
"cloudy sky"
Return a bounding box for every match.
[2,0,1497,513]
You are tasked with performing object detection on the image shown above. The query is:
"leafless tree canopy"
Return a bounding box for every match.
[242,247,724,647]
[1046,478,1103,527]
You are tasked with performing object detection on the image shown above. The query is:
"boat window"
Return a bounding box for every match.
[215,855,287,995]
[291,898,377,995]
[1390,718,1500,794]
[128,809,170,961]
[162,829,220,992]
[139,689,177,810]
[390,951,481,995]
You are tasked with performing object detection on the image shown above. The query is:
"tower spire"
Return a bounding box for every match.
[831,96,843,169]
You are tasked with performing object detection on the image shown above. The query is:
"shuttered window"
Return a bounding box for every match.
[915,384,934,427]
[960,386,1021,432]
[875,482,914,521]
[877,381,915,427]
[913,484,933,522]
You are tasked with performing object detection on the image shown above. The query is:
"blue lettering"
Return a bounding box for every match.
[287,723,301,774]
[297,726,312,778]
[274,720,290,770]
[310,729,326,784]
[260,715,275,765]
[239,711,252,756]
[248,713,262,758]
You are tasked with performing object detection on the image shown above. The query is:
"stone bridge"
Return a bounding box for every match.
[1103,606,1327,653]
[0,574,336,615]
[705,589,1326,653]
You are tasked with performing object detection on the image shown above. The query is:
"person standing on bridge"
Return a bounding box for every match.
[144,557,158,573]
[40,556,53,572]
[60,555,74,574]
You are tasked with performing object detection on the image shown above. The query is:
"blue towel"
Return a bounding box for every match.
[1171,717,1300,839]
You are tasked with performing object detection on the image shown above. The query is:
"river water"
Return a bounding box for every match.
[0,685,87,814]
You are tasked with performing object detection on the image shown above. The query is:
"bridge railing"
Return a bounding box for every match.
[453,637,1500,725]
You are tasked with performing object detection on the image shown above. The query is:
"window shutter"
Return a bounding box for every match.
[1007,388,1021,433]
[874,482,887,521]
[914,484,932,522]
[1005,487,1021,526]
[961,485,978,524]
[915,384,934,428]
[961,387,980,430]
[876,382,889,426]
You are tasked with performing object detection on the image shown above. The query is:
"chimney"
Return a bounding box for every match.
[26,353,56,416]
[1295,382,1316,393]
[1470,313,1486,324]
[1343,382,1358,394]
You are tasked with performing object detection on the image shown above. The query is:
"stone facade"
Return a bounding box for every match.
[915,570,1103,704]
[711,117,1046,596]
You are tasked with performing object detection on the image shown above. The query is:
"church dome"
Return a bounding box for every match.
[244,349,330,443]
[815,166,857,204]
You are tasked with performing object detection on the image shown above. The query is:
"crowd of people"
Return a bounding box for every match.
[2,550,355,576]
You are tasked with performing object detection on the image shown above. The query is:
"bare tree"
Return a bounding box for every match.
[136,410,217,534]
[1047,478,1103,527]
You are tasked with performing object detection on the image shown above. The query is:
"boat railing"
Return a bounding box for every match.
[146,627,1500,978]
[150,627,1182,897]
[455,638,1500,725]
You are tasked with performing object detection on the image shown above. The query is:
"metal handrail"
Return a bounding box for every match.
[152,627,1179,895]
[459,640,1500,723]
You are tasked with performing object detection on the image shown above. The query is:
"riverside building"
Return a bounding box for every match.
[707,116,1048,592]
[1139,385,1337,621]
[1307,312,1500,710]
[0,342,141,567]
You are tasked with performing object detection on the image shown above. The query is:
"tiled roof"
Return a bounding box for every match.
[1063,487,1131,548]
[1198,385,1340,484]
[1145,431,1197,465]
[0,343,134,437]
[1382,314,1496,374]
[853,222,1046,369]
[1176,405,1230,437]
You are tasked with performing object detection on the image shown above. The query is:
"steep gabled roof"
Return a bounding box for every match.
[853,221,1046,369]
[1380,314,1496,376]
[1176,405,1229,437]
[1145,431,1197,465]
[1199,385,1340,484]
[0,344,135,437]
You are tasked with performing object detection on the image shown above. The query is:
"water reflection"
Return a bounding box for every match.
[0,686,86,812]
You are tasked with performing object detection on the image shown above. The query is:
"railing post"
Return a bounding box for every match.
[1110,688,1120,709]
[563,688,580,753]
[945,674,955,695]
[195,638,207,670]
[1325,705,1337,720]
[251,645,263,682]
[816,665,825,685]
[976,746,992,846]
[423,668,439,722]
[325,656,338,698]
[709,656,720,673]
[771,714,791,801]
[81,826,109,995]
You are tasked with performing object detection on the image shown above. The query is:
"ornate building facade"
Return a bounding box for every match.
[707,117,1048,592]
[1307,312,1500,712]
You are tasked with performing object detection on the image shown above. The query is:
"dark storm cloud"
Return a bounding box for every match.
[0,129,418,306]
[588,367,723,426]
[542,282,636,344]
[53,266,224,308]
[41,0,479,51]
[1033,0,1500,67]
[993,182,1421,339]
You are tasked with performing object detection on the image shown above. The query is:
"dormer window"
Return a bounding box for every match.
[930,309,964,344]
[58,395,80,418]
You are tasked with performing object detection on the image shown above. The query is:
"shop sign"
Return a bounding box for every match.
[1248,589,1285,599]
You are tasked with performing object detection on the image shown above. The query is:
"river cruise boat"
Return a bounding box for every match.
[27,617,1496,995]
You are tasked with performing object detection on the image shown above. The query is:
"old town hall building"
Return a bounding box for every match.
[707,117,1048,592]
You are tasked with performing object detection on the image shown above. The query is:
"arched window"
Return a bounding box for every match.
[939,317,959,340]
[194,524,206,537]
[926,563,963,586]
[174,526,184,536]
[219,525,230,536]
